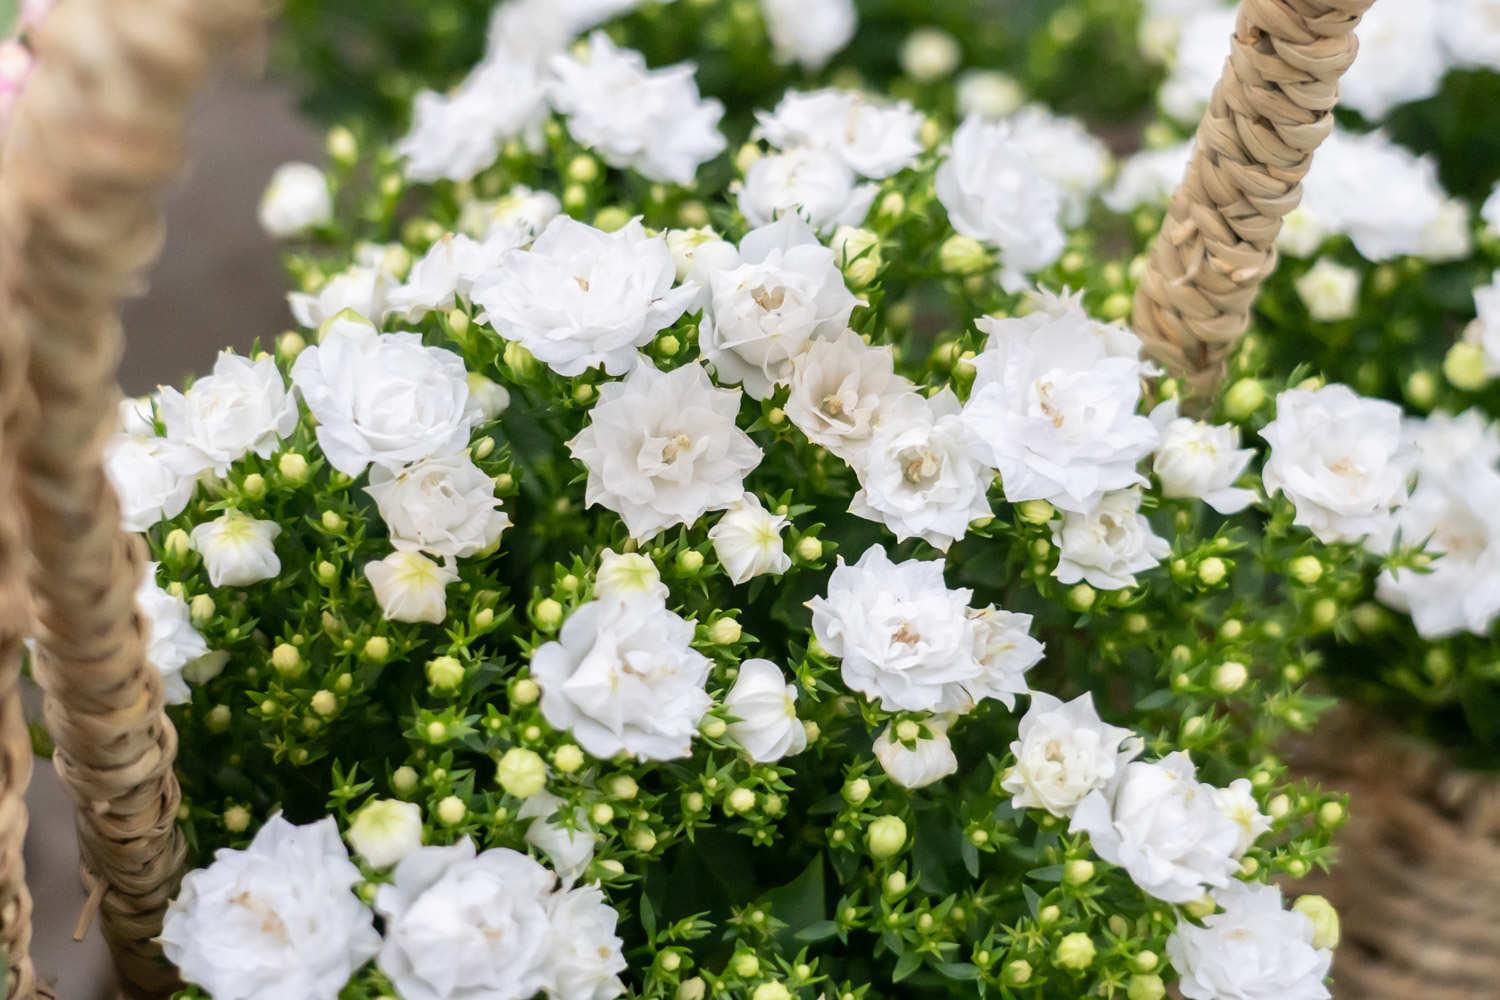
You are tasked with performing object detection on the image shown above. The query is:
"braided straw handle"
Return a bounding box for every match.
[1133,0,1375,400]
[0,0,270,995]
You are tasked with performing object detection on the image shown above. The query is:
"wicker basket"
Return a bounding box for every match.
[2,0,1493,997]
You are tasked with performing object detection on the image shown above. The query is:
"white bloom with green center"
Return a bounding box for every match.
[548,32,726,185]
[158,351,299,476]
[190,512,283,588]
[594,548,668,602]
[698,215,860,400]
[785,331,913,464]
[519,791,597,887]
[347,799,424,869]
[755,88,924,179]
[723,658,806,763]
[1070,751,1241,903]
[1212,778,1272,859]
[873,716,958,789]
[760,0,856,71]
[568,361,762,540]
[708,494,792,585]
[1051,488,1170,591]
[531,593,712,760]
[366,452,510,559]
[1167,881,1332,1000]
[136,562,210,705]
[364,550,459,625]
[1002,691,1140,818]
[1294,258,1361,322]
[160,816,379,1000]
[1149,399,1257,515]
[258,161,332,239]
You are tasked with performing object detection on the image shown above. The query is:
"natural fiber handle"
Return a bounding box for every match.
[0,0,270,996]
[1133,0,1375,401]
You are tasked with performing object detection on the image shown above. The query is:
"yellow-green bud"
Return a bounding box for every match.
[534,598,564,631]
[1132,950,1159,974]
[1211,661,1249,694]
[677,977,706,1000]
[1055,932,1095,970]
[275,451,309,485]
[731,953,760,978]
[163,528,192,563]
[391,765,419,796]
[566,154,600,184]
[1289,555,1324,584]
[511,677,540,706]
[360,636,390,664]
[939,235,991,276]
[1223,378,1267,419]
[497,747,548,798]
[1067,584,1097,612]
[426,655,465,691]
[884,870,907,896]
[728,787,756,813]
[1318,801,1345,828]
[701,715,727,739]
[708,617,742,644]
[1444,340,1490,391]
[795,536,824,561]
[223,805,251,833]
[1292,894,1340,949]
[594,206,630,232]
[1017,499,1055,524]
[436,795,466,825]
[1002,960,1032,986]
[867,815,908,859]
[1128,974,1166,1000]
[553,744,585,773]
[326,125,358,164]
[189,594,216,627]
[319,510,344,532]
[752,984,791,1000]
[1101,292,1132,321]
[1038,904,1061,925]
[608,775,639,799]
[1063,859,1094,885]
[241,473,266,499]
[311,690,337,716]
[843,777,871,805]
[206,704,231,733]
[676,549,705,573]
[271,643,303,678]
[895,719,921,743]
[656,334,681,357]
[1311,597,1338,627]
[590,802,615,825]
[1267,792,1293,819]
[1197,557,1227,585]
[1183,895,1217,919]
[878,191,906,221]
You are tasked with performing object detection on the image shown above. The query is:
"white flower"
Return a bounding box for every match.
[1260,384,1411,546]
[808,545,989,714]
[699,215,860,398]
[105,434,206,533]
[287,265,396,328]
[473,216,697,378]
[160,816,379,1000]
[136,563,209,705]
[1342,0,1446,119]
[964,606,1044,710]
[1052,489,1170,590]
[532,594,712,760]
[1442,0,1500,71]
[1070,751,1242,903]
[549,33,726,184]
[291,328,478,476]
[1167,881,1333,1000]
[899,27,962,81]
[760,0,856,70]
[485,0,648,64]
[346,799,424,869]
[259,162,332,238]
[1002,692,1140,818]
[667,225,737,281]
[849,389,993,550]
[519,792,597,886]
[936,116,1066,290]
[955,70,1025,119]
[1298,130,1451,261]
[709,494,792,585]
[1149,399,1256,514]
[724,658,806,763]
[1002,106,1111,227]
[873,717,958,789]
[1104,141,1193,213]
[117,393,159,437]
[158,351,299,475]
[542,883,628,1000]
[1377,458,1500,638]
[1137,0,1223,63]
[365,551,459,624]
[1405,409,1500,477]
[739,147,878,235]
[961,294,1159,513]
[786,332,914,463]
[1484,182,1500,236]
[397,57,549,183]
[467,373,511,421]
[190,512,282,588]
[1473,269,1500,376]
[595,549,669,602]
[568,362,762,540]
[458,185,562,241]
[1212,778,1271,859]
[367,452,509,559]
[376,841,555,1000]
[1294,258,1361,322]
[385,229,531,321]
[755,89,924,179]
[1275,206,1328,258]
[1423,196,1474,262]
[1159,8,1236,123]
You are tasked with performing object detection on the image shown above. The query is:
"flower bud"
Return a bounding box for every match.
[843,777,871,805]
[1038,904,1061,925]
[426,655,465,692]
[271,643,303,679]
[1222,378,1267,419]
[241,473,267,499]
[566,154,600,184]
[731,953,760,978]
[939,235,991,276]
[728,787,756,813]
[392,765,419,796]
[553,744,585,773]
[1063,859,1094,885]
[707,617,742,644]
[1055,932,1095,970]
[311,690,338,716]
[675,549,705,573]
[1017,499,1055,525]
[752,984,791,1000]
[347,798,423,868]
[794,536,824,561]
[900,27,961,81]
[700,715,727,739]
[189,594,216,627]
[497,747,548,798]
[1128,974,1166,1000]
[223,806,251,833]
[677,978,706,1000]
[884,871,907,896]
[466,373,511,421]
[594,206,630,233]
[1211,661,1248,694]
[1444,340,1490,391]
[503,341,538,380]
[1066,584,1096,613]
[436,795,466,825]
[1292,894,1340,949]
[1318,801,1345,828]
[206,704,231,733]
[866,815,908,859]
[831,226,882,288]
[1311,598,1338,628]
[1197,557,1227,586]
[1002,960,1032,986]
[533,598,564,632]
[1132,950,1159,973]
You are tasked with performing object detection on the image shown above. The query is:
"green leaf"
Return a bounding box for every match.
[892,951,924,982]
[640,893,658,942]
[793,920,839,943]
[937,962,980,981]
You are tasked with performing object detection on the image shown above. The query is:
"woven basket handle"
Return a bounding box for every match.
[1133,0,1375,402]
[0,0,271,996]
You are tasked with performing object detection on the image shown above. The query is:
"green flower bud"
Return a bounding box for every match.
[1002,959,1032,986]
[223,805,251,833]
[867,815,907,859]
[1063,859,1094,885]
[163,528,192,563]
[731,953,760,978]
[1067,584,1097,613]
[1318,801,1345,828]
[426,655,465,692]
[1444,340,1490,391]
[206,704,232,733]
[497,747,548,799]
[534,598,564,631]
[391,765,419,796]
[326,125,358,164]
[271,643,303,679]
[503,341,538,380]
[677,978,706,1000]
[1288,555,1324,584]
[566,154,600,184]
[241,473,267,499]
[275,330,306,363]
[794,535,824,561]
[708,617,742,644]
[1292,894,1340,949]
[590,802,615,825]
[1055,932,1095,970]
[939,235,991,276]
[1197,557,1227,585]
[1128,974,1166,1000]
[1132,950,1159,973]
[1038,904,1061,925]
[594,206,630,232]
[1017,499,1055,524]
[436,795,466,826]
[751,984,790,1000]
[843,777,871,805]
[1222,378,1267,419]
[701,715,727,739]
[189,594,216,627]
[362,636,390,663]
[311,690,338,717]
[727,787,756,813]
[676,549,705,573]
[1211,661,1248,694]
[553,744,585,773]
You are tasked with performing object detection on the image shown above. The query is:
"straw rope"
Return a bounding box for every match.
[0,0,268,994]
[1133,0,1374,401]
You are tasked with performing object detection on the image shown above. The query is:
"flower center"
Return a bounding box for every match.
[662,433,693,462]
[891,621,921,645]
[901,447,941,486]
[751,285,786,311]
[820,393,847,418]
[574,275,590,292]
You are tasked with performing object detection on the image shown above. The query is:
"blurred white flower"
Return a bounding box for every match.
[1104,141,1192,213]
[1299,130,1453,262]
[367,452,509,559]
[532,594,712,760]
[1342,0,1446,119]
[136,563,209,705]
[899,27,962,81]
[1002,691,1140,818]
[1168,881,1333,1000]
[158,351,299,475]
[760,0,856,71]
[258,162,332,238]
[473,216,697,378]
[739,146,878,235]
[1260,384,1411,546]
[1149,398,1256,514]
[291,328,479,476]
[398,57,549,183]
[1275,205,1328,258]
[569,362,762,540]
[1159,8,1235,123]
[723,658,807,763]
[698,215,859,399]
[458,184,562,241]
[161,816,379,1000]
[105,434,206,533]
[191,512,282,588]
[873,717,958,789]
[385,229,531,321]
[955,69,1025,119]
[755,89,924,178]
[1002,105,1111,227]
[709,494,792,585]
[365,550,459,625]
[346,799,424,869]
[1294,258,1361,322]
[549,33,726,184]
[1442,0,1500,70]
[288,265,397,329]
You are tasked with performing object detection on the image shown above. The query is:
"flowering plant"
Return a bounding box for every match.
[92,0,1500,997]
